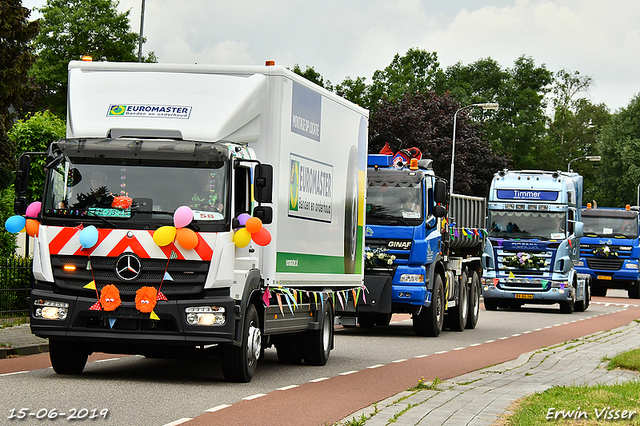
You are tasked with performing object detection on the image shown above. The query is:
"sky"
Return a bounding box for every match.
[22,0,640,112]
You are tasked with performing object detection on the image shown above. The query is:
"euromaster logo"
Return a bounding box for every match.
[289,159,300,211]
[107,104,192,119]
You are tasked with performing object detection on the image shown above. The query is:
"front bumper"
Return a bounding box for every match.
[481,284,574,302]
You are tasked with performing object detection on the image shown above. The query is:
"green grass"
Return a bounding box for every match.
[500,348,640,425]
[0,317,28,329]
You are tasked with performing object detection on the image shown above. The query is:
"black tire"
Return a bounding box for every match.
[358,312,376,328]
[376,313,393,327]
[445,271,468,332]
[483,298,499,311]
[303,301,333,366]
[591,285,607,297]
[413,274,444,337]
[575,279,590,312]
[344,145,359,274]
[466,270,481,329]
[275,337,303,365]
[629,281,640,299]
[221,304,261,382]
[559,299,574,314]
[49,339,88,375]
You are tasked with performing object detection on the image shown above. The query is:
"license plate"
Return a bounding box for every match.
[515,294,533,299]
[597,276,612,280]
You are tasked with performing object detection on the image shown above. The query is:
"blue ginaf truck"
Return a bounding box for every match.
[575,205,640,298]
[481,170,590,313]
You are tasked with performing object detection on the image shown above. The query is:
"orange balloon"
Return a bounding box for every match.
[245,217,262,234]
[251,227,271,246]
[176,228,198,250]
[26,219,40,237]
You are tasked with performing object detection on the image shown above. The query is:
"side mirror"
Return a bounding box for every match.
[252,206,273,224]
[574,221,584,238]
[433,205,447,218]
[15,154,31,196]
[254,164,273,204]
[434,179,447,204]
[14,197,28,215]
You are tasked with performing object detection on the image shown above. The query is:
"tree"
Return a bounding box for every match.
[8,111,66,203]
[30,0,155,116]
[594,94,640,206]
[335,76,369,109]
[369,92,508,197]
[291,64,333,90]
[0,0,39,190]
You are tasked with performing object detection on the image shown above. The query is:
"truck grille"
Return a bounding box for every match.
[586,257,624,271]
[495,249,552,291]
[51,255,209,299]
[365,238,411,262]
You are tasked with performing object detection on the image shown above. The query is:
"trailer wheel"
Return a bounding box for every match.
[466,270,481,329]
[343,146,359,274]
[49,339,88,375]
[303,300,333,366]
[358,313,376,328]
[413,274,444,337]
[221,304,261,382]
[445,271,468,331]
[275,337,303,365]
[483,298,499,311]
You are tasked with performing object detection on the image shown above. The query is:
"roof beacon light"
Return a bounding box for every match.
[265,60,275,66]
[410,158,418,170]
[81,55,93,62]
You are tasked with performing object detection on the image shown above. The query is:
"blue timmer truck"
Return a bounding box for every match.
[575,205,640,298]
[481,169,590,313]
[336,154,487,337]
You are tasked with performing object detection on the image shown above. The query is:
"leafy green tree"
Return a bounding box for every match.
[0,0,39,190]
[30,0,155,116]
[291,64,333,90]
[0,187,18,257]
[8,111,65,203]
[369,91,507,197]
[335,76,369,109]
[594,95,640,206]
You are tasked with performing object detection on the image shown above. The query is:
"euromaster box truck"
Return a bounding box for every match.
[481,170,590,313]
[14,60,368,382]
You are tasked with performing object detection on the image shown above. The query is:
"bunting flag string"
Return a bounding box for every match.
[260,284,369,313]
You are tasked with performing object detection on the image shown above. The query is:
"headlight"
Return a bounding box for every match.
[625,263,639,269]
[399,274,424,283]
[33,299,69,320]
[185,306,225,326]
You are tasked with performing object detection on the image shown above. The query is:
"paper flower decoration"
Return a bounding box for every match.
[593,245,618,257]
[111,196,132,209]
[502,252,545,270]
[135,286,158,313]
[99,284,122,311]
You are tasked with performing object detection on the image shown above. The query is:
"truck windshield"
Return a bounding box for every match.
[582,215,638,238]
[43,159,228,222]
[488,210,566,240]
[366,181,422,223]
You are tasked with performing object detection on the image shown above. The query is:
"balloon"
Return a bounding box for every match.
[237,213,251,226]
[245,217,262,234]
[25,219,40,238]
[251,227,271,246]
[26,201,42,218]
[4,215,26,234]
[153,226,177,246]
[233,228,251,248]
[78,225,99,248]
[173,205,194,228]
[176,228,198,250]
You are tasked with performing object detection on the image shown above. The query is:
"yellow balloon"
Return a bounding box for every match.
[153,226,177,246]
[233,228,251,248]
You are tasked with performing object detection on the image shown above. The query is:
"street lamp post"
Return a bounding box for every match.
[450,102,499,196]
[137,0,146,62]
[567,155,601,172]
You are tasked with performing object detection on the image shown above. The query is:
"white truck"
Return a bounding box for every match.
[16,61,368,382]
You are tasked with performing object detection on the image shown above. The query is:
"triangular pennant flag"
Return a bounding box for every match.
[262,287,271,308]
[361,285,368,304]
[568,239,572,247]
[170,250,178,260]
[497,239,503,248]
[89,301,101,310]
[509,271,515,279]
[462,229,468,237]
[86,260,92,270]
[156,291,168,301]
[352,289,357,307]
[163,272,174,281]
[466,229,473,239]
[84,281,96,290]
[337,291,345,310]
[355,287,361,308]
[454,229,459,238]
[276,293,285,316]
[150,311,160,320]
[313,291,318,309]
[542,280,549,289]
[108,318,116,328]
[284,293,294,315]
[493,278,499,285]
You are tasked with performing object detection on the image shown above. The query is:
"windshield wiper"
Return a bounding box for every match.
[85,212,118,228]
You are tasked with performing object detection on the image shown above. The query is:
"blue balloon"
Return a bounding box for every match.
[5,215,26,234]
[79,225,99,249]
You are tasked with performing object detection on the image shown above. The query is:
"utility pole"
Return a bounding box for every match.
[137,0,146,62]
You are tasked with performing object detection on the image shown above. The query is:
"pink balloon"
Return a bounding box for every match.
[237,213,251,226]
[26,201,42,218]
[173,205,194,228]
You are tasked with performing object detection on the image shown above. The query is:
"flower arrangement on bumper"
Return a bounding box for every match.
[365,247,396,268]
[502,252,545,270]
[592,245,618,257]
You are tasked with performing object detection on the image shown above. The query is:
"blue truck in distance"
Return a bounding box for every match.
[575,205,640,298]
[481,170,590,313]
[336,154,487,337]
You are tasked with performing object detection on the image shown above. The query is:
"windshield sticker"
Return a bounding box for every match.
[550,232,565,239]
[193,210,224,221]
[87,208,131,218]
[107,104,192,119]
[402,211,420,219]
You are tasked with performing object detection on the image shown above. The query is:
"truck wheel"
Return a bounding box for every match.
[445,271,468,331]
[376,313,393,327]
[275,337,303,364]
[303,300,333,366]
[343,145,359,274]
[575,279,590,312]
[221,304,261,382]
[629,281,640,299]
[49,339,88,375]
[559,298,574,314]
[466,270,481,329]
[483,298,499,311]
[413,274,444,337]
[591,285,607,297]
[358,313,376,328]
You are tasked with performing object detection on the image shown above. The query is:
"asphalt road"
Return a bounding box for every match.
[1,291,638,426]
